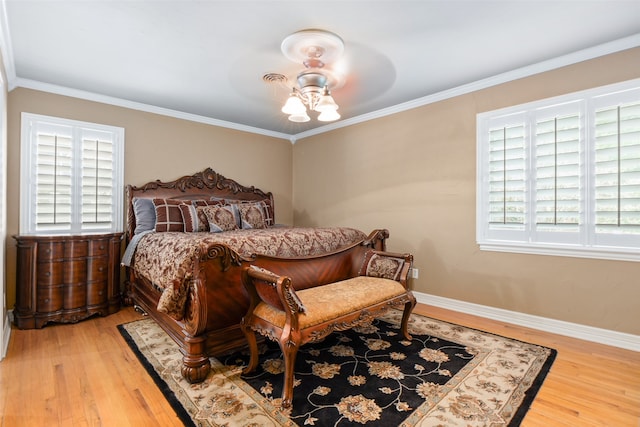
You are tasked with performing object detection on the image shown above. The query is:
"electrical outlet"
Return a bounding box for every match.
[410,268,419,279]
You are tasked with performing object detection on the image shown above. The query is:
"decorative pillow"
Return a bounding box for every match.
[364,254,405,281]
[228,199,273,227]
[153,198,185,232]
[202,204,239,232]
[132,197,156,234]
[193,199,226,232]
[236,201,267,229]
[178,203,199,233]
[260,198,275,227]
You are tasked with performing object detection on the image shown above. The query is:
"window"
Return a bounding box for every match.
[20,113,124,235]
[477,79,640,261]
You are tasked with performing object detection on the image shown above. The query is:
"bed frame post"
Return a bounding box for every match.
[180,335,211,383]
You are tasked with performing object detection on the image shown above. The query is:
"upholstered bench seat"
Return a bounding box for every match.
[253,276,408,329]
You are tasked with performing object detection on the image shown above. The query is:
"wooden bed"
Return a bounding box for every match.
[123,168,388,383]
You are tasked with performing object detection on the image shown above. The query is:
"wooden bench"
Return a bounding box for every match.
[240,250,416,408]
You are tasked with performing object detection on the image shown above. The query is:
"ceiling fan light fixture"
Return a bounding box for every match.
[317,109,341,122]
[281,93,306,115]
[288,111,311,122]
[275,29,345,123]
[314,86,339,112]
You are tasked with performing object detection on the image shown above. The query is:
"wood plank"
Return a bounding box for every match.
[0,304,638,426]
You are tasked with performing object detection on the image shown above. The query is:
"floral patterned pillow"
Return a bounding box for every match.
[236,202,267,229]
[201,205,239,232]
[364,254,405,281]
[192,199,226,232]
[227,198,274,227]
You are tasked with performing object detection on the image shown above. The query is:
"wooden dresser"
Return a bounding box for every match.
[13,232,123,329]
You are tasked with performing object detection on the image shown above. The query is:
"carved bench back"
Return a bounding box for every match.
[251,243,369,292]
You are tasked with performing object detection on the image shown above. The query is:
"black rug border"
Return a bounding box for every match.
[511,346,556,425]
[117,315,557,427]
[118,323,197,427]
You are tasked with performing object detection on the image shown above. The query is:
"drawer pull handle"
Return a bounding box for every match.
[44,272,51,277]
[98,267,104,272]
[99,245,105,250]
[44,298,49,303]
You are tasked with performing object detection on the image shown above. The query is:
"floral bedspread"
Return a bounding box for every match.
[131,227,367,319]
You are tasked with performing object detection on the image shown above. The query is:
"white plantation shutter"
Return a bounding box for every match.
[35,129,73,229]
[593,92,640,247]
[480,112,529,243]
[477,79,640,261]
[535,114,581,229]
[533,103,583,244]
[488,124,527,227]
[20,114,124,235]
[81,131,116,229]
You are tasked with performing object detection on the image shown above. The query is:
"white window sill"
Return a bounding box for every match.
[478,241,640,262]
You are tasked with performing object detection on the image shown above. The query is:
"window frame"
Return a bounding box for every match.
[477,79,640,262]
[20,113,125,236]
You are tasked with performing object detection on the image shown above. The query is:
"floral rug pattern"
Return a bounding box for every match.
[118,311,555,426]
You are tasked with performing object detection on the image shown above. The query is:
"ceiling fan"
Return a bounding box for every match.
[263,29,346,123]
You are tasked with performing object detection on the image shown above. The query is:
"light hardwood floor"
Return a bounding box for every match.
[0,304,638,426]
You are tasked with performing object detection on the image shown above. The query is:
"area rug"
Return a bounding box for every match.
[118,311,555,426]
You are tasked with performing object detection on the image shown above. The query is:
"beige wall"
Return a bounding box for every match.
[293,48,640,335]
[6,88,293,307]
[4,49,640,336]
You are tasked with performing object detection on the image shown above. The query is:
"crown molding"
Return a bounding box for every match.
[13,77,291,140]
[291,33,640,141]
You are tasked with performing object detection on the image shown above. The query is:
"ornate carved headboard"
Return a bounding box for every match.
[125,168,274,243]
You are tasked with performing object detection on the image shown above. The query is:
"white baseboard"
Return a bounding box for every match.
[1,311,10,361]
[414,291,640,352]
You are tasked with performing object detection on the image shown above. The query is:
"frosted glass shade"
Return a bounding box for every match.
[281,95,306,115]
[288,112,311,122]
[315,93,339,112]
[318,109,340,122]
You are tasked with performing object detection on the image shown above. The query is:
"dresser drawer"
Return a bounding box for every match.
[87,257,108,282]
[63,259,88,284]
[37,263,63,286]
[88,239,110,257]
[64,283,87,309]
[86,282,108,306]
[37,285,63,312]
[37,242,64,261]
[64,240,89,258]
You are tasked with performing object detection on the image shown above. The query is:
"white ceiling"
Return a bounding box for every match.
[2,1,640,139]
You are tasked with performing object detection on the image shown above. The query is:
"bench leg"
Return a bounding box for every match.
[241,323,260,375]
[279,338,300,408]
[400,295,417,341]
